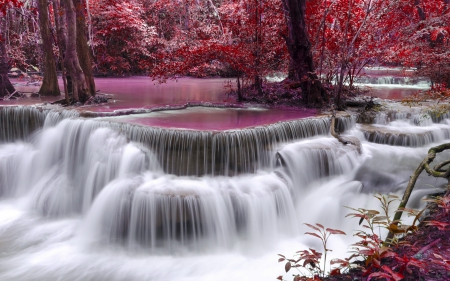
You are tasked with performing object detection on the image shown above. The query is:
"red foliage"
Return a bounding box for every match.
[90,0,161,74]
[149,0,288,81]
[0,0,22,14]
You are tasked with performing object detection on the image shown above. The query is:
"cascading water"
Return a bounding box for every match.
[0,105,449,281]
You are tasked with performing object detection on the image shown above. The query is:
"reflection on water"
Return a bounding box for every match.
[359,85,429,100]
[3,72,432,109]
[4,77,234,109]
[92,77,235,111]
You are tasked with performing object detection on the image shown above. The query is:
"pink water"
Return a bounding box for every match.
[5,77,233,109]
[99,107,317,131]
[3,77,316,130]
[2,75,427,130]
[91,77,235,111]
[363,86,426,100]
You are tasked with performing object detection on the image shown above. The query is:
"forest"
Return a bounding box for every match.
[0,0,449,105]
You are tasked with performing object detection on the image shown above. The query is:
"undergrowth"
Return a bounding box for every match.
[278,192,450,281]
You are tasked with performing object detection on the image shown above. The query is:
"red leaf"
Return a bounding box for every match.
[381,265,404,281]
[304,223,320,232]
[305,232,322,240]
[326,228,346,235]
[380,251,397,259]
[367,272,394,281]
[425,220,449,230]
[285,262,291,273]
[359,249,375,256]
[330,258,349,266]
[329,268,341,276]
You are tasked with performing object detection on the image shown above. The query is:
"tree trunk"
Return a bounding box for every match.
[37,0,60,97]
[414,0,426,21]
[52,0,70,105]
[0,16,16,98]
[281,0,328,106]
[73,0,96,96]
[62,0,90,103]
[335,62,346,110]
[236,75,243,102]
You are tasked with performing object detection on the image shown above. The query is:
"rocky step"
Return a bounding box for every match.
[359,124,450,147]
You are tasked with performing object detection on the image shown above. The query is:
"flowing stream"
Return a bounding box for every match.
[0,104,449,280]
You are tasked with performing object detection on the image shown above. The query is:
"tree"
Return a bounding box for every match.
[74,0,95,96]
[37,0,60,96]
[381,0,450,87]
[0,0,21,98]
[90,0,159,75]
[280,0,328,106]
[61,0,92,103]
[149,0,288,101]
[52,0,70,104]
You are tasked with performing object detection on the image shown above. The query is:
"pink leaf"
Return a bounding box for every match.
[285,262,291,273]
[326,228,346,235]
[367,272,394,281]
[304,223,320,232]
[305,232,322,240]
[381,265,404,281]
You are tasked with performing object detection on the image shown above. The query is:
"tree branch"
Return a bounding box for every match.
[387,143,450,242]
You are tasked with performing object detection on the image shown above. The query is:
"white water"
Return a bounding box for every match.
[0,112,449,280]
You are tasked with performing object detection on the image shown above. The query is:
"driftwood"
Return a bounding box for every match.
[331,110,349,145]
[330,110,361,153]
[386,143,450,242]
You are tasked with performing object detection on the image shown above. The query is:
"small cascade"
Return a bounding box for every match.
[355,76,429,86]
[106,117,334,176]
[80,172,295,251]
[0,119,159,216]
[276,138,361,197]
[0,106,79,142]
[431,112,450,123]
[373,111,437,126]
[360,119,450,147]
[110,115,356,176]
[0,106,357,176]
[0,106,47,142]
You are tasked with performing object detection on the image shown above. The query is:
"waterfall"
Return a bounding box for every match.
[0,104,449,281]
[0,119,159,215]
[0,106,79,142]
[360,119,450,147]
[276,138,360,198]
[0,105,357,176]
[354,76,430,86]
[79,172,296,251]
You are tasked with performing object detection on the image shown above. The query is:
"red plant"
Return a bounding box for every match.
[278,223,345,280]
